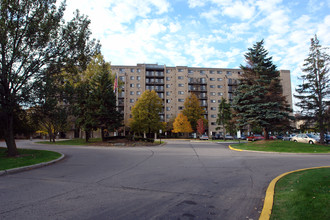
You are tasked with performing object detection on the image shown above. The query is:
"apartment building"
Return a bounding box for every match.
[112,64,292,136]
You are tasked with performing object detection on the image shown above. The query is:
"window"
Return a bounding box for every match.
[218,92,223,96]
[178,76,184,80]
[210,70,215,74]
[137,76,141,81]
[119,76,125,82]
[137,83,141,88]
[137,69,141,73]
[211,100,216,103]
[211,122,216,125]
[166,69,170,73]
[130,76,134,80]
[217,70,222,74]
[178,106,183,110]
[166,114,171,119]
[119,68,124,73]
[166,91,171,96]
[211,115,216,118]
[166,77,170,81]
[178,83,184,87]
[178,91,184,95]
[210,78,215,81]
[178,68,183,72]
[166,107,171,111]
[178,99,184,102]
[210,85,215,88]
[217,78,222,81]
[166,84,170,88]
[137,91,141,95]
[211,107,216,111]
[200,70,205,74]
[130,84,134,88]
[166,99,171,103]
[226,71,232,75]
[130,99,134,103]
[218,100,222,103]
[130,91,134,95]
[130,69,134,73]
[217,85,222,88]
[188,70,194,74]
[210,92,216,96]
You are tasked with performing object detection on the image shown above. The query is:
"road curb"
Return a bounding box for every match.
[228,145,243,151]
[259,166,330,220]
[0,153,65,177]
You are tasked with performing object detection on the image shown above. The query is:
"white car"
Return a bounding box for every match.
[291,133,320,144]
[199,135,209,140]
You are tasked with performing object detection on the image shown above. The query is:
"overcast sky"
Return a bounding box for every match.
[61,0,330,110]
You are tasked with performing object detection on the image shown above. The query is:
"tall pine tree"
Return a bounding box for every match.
[233,40,292,139]
[294,35,329,144]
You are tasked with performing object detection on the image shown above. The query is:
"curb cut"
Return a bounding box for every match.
[259,166,330,220]
[0,153,65,177]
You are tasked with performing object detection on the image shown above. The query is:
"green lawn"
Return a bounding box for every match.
[271,168,330,220]
[231,140,330,153]
[37,138,102,145]
[0,147,61,170]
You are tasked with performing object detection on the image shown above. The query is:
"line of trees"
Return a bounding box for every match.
[0,1,122,156]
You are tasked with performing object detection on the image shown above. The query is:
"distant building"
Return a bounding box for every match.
[111,64,292,136]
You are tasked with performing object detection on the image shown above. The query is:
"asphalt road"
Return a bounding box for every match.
[0,140,329,220]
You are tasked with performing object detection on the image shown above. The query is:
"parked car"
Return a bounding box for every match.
[224,135,234,140]
[325,134,330,144]
[282,134,296,141]
[269,135,277,140]
[239,135,246,140]
[212,134,223,140]
[291,133,320,144]
[199,135,209,140]
[246,134,264,141]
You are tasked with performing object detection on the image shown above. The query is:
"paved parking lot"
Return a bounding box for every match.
[1,140,329,220]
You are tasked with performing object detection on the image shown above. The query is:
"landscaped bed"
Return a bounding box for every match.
[37,138,163,146]
[0,147,61,170]
[270,167,330,220]
[231,140,330,153]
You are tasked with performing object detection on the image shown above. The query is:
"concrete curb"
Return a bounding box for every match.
[259,166,330,220]
[0,153,65,177]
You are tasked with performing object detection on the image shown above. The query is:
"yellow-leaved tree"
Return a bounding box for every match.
[172,113,193,134]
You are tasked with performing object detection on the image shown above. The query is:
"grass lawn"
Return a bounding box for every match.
[271,168,330,220]
[231,140,330,153]
[0,147,61,170]
[37,138,102,145]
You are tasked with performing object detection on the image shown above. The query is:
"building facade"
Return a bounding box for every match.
[111,64,292,136]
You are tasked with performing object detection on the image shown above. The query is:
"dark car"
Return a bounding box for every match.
[324,134,330,144]
[246,134,264,141]
[212,134,223,140]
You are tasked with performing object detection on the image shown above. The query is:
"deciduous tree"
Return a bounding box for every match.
[196,118,205,135]
[172,113,193,134]
[295,35,329,144]
[130,90,164,137]
[0,1,100,156]
[216,98,232,138]
[182,93,205,132]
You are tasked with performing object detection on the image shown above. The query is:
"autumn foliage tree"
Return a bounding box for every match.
[172,113,193,134]
[182,93,205,132]
[196,119,205,135]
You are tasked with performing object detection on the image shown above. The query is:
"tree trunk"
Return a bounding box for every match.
[263,128,269,140]
[4,113,19,157]
[101,128,105,142]
[85,130,90,142]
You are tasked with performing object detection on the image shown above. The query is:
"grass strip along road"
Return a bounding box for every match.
[270,167,330,220]
[0,147,61,170]
[231,140,330,153]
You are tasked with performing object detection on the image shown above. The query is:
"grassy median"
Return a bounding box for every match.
[0,147,61,170]
[37,138,102,145]
[231,140,330,153]
[271,168,330,220]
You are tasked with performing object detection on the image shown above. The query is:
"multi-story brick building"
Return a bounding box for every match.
[111,64,292,136]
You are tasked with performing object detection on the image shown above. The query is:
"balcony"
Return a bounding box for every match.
[146,71,164,78]
[188,78,207,84]
[189,86,207,92]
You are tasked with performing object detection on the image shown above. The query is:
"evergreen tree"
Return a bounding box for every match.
[216,98,232,138]
[294,35,329,144]
[130,90,164,137]
[182,93,205,132]
[232,40,292,139]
